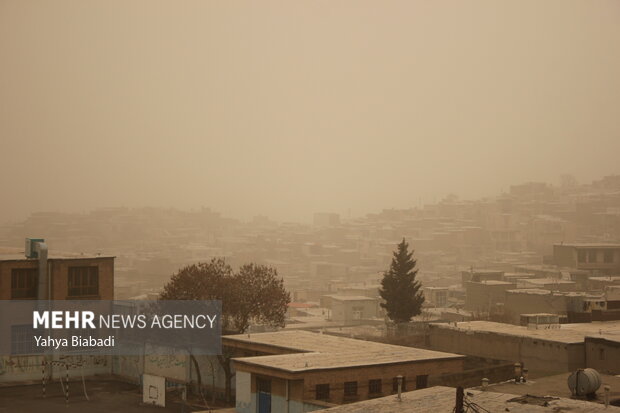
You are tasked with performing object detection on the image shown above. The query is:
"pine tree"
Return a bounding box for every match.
[379,238,425,323]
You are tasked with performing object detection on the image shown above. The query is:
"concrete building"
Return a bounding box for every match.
[461,269,504,285]
[554,243,620,275]
[0,242,115,383]
[464,280,516,314]
[0,243,115,301]
[428,320,620,376]
[590,276,620,291]
[423,287,449,307]
[516,278,578,292]
[226,330,464,413]
[585,335,620,375]
[503,289,587,324]
[320,295,379,324]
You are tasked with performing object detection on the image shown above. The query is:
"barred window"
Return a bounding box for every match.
[369,379,382,395]
[68,266,99,297]
[578,251,586,263]
[11,268,38,299]
[344,381,357,397]
[316,384,329,400]
[588,250,597,263]
[416,375,428,389]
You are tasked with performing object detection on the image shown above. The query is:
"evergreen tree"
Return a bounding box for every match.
[379,238,425,323]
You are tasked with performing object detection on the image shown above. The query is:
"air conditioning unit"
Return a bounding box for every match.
[25,238,45,259]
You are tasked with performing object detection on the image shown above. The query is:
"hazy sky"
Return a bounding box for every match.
[1,1,619,223]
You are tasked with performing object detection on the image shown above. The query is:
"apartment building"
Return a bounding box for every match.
[554,243,620,275]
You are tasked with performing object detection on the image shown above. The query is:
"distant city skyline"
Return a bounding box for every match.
[1,172,616,226]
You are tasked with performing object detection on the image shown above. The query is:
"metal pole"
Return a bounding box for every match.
[42,360,46,398]
[455,387,464,413]
[65,364,69,406]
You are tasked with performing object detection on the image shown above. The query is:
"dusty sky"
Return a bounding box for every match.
[1,1,619,223]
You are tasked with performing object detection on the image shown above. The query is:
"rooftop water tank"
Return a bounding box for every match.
[567,368,601,397]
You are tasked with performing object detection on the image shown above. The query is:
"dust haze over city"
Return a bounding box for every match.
[2,1,620,413]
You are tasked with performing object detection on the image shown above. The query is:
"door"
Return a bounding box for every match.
[257,378,271,413]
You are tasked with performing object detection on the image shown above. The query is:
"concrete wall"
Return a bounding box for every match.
[585,337,620,375]
[427,325,584,376]
[235,370,252,413]
[0,354,110,384]
[331,299,377,324]
[554,245,577,268]
[236,356,463,409]
[504,291,570,324]
[300,358,463,404]
[464,282,516,312]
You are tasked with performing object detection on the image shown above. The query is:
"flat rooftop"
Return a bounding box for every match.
[554,243,620,248]
[228,330,463,373]
[326,295,377,301]
[469,280,515,285]
[321,386,619,412]
[521,278,576,285]
[590,276,620,281]
[0,247,114,261]
[430,320,620,344]
[483,372,620,403]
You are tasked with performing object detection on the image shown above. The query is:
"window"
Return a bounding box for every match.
[604,250,614,263]
[315,384,330,400]
[416,375,428,389]
[11,268,38,299]
[588,250,597,263]
[68,266,99,297]
[11,325,42,355]
[392,376,406,393]
[599,348,605,361]
[578,251,586,263]
[368,379,382,395]
[344,381,357,397]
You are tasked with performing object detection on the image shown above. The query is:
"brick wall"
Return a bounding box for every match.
[0,257,114,300]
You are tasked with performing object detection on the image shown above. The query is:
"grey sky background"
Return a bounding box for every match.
[1,1,619,223]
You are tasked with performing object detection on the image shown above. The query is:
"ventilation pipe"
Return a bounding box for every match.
[35,241,49,300]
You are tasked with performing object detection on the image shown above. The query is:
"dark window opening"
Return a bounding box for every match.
[369,379,382,395]
[68,266,99,297]
[588,250,597,263]
[578,251,587,263]
[344,381,357,397]
[316,384,330,401]
[604,251,614,263]
[11,268,38,299]
[416,375,428,389]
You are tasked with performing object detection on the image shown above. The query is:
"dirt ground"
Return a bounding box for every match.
[0,379,227,413]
